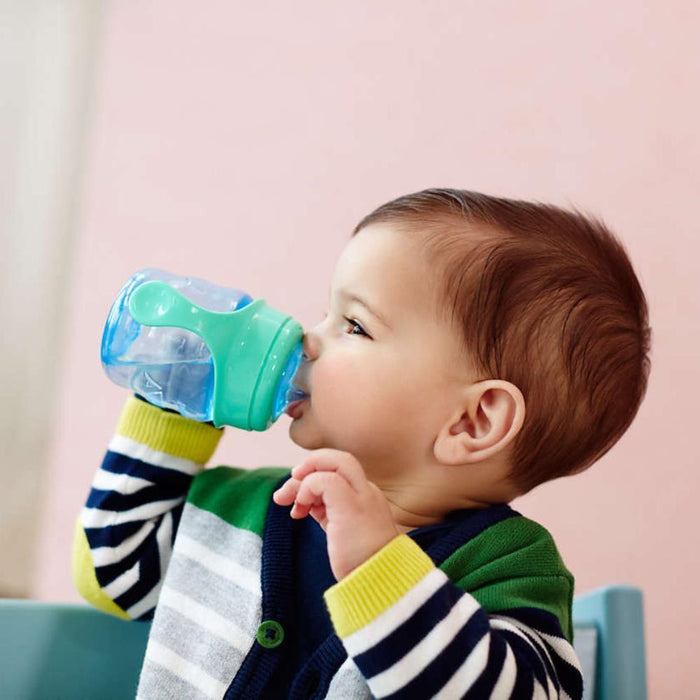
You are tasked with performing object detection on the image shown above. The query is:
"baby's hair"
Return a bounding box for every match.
[354,189,651,493]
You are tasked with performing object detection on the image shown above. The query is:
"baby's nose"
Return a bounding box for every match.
[302,329,320,361]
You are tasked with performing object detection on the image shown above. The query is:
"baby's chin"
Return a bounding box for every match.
[288,418,326,451]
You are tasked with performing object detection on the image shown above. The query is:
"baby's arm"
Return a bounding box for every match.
[274,450,583,699]
[324,536,582,699]
[72,396,223,620]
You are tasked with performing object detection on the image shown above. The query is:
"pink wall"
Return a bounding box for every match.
[35,2,699,697]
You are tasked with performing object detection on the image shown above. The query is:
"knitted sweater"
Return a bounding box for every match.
[73,397,584,699]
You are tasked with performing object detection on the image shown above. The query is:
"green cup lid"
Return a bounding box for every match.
[129,280,303,430]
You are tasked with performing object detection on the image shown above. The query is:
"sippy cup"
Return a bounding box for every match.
[101,269,308,431]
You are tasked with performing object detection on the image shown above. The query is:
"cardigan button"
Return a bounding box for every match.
[256,620,285,649]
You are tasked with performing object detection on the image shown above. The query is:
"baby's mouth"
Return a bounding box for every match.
[285,397,308,419]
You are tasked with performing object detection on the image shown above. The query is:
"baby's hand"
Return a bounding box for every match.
[272,449,400,581]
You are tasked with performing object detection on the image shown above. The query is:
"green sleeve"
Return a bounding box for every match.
[440,516,575,641]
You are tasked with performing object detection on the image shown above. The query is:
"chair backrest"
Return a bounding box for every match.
[0,599,150,700]
[1,586,647,699]
[572,585,647,700]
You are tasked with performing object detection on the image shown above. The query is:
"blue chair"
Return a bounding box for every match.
[572,585,647,700]
[1,585,646,699]
[0,599,150,699]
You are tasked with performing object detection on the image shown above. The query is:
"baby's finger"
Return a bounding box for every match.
[309,503,327,525]
[291,449,367,493]
[272,477,301,506]
[293,470,355,516]
[290,500,313,519]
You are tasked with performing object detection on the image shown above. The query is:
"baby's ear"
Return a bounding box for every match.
[433,380,525,466]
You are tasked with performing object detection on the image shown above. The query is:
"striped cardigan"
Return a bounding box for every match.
[73,397,584,699]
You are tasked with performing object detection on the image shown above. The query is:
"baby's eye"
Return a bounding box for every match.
[343,316,370,338]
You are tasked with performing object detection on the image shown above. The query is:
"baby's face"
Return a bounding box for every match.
[289,222,475,482]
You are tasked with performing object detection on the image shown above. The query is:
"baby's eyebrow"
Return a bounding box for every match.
[337,289,391,329]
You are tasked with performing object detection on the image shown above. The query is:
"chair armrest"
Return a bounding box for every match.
[573,585,647,700]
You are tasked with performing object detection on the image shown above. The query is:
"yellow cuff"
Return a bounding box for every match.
[117,396,223,464]
[324,535,434,638]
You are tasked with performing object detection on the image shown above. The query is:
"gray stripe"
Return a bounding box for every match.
[165,504,263,632]
[139,501,263,696]
[178,502,263,570]
[163,553,262,637]
[147,605,248,686]
[137,659,214,700]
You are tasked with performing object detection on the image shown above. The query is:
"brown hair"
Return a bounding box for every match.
[354,189,651,493]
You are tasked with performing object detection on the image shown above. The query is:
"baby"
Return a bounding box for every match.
[74,188,651,699]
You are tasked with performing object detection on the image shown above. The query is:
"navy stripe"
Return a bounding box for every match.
[464,632,508,698]
[507,653,535,699]
[382,608,490,699]
[90,505,181,585]
[497,606,583,694]
[553,651,584,699]
[94,522,159,586]
[111,536,163,616]
[171,501,184,546]
[87,485,186,511]
[503,609,584,700]
[499,628,550,694]
[101,451,194,490]
[498,606,567,638]
[496,610,565,692]
[354,580,457,677]
[508,623,560,693]
[85,520,143,549]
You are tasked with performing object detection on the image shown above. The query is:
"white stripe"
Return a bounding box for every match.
[92,467,154,494]
[158,586,250,654]
[495,614,580,673]
[145,639,227,699]
[491,617,542,651]
[539,630,583,672]
[81,497,184,526]
[343,568,447,656]
[103,560,140,601]
[124,512,174,620]
[491,643,517,698]
[127,580,162,621]
[434,633,490,698]
[533,678,549,700]
[176,534,261,596]
[127,513,173,619]
[90,521,155,567]
[109,434,202,475]
[101,514,172,614]
[367,592,482,697]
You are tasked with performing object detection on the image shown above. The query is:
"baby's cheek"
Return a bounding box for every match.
[313,363,372,418]
[314,360,355,395]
